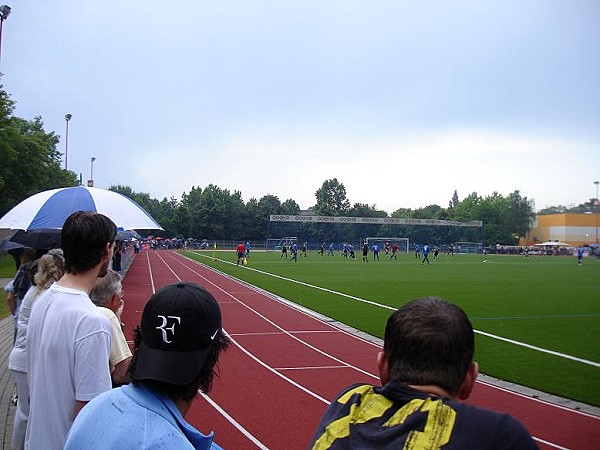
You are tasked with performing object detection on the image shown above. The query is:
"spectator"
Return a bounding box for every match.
[309,297,537,449]
[65,282,231,449]
[26,211,117,449]
[9,249,65,450]
[89,269,133,386]
[10,248,37,342]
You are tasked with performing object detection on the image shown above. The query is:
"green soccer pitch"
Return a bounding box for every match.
[182,249,600,407]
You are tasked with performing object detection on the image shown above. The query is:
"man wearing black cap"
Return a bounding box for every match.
[65,282,231,450]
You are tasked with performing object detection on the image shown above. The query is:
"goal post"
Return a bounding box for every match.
[455,242,483,254]
[265,236,297,252]
[365,237,410,253]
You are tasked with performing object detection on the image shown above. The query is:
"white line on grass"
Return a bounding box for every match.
[194,253,600,368]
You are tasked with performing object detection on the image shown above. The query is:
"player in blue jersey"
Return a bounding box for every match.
[290,242,298,262]
[414,243,420,259]
[421,243,431,265]
[328,242,335,256]
[577,246,584,265]
[308,298,537,449]
[372,243,380,261]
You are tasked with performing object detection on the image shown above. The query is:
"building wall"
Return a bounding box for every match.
[521,213,599,246]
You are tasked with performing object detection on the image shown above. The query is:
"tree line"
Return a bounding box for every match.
[3,85,593,246]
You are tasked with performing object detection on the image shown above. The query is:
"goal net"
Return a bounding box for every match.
[455,242,483,254]
[365,237,410,254]
[266,236,297,252]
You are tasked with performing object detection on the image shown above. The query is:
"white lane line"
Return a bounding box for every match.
[230,330,340,337]
[200,392,269,450]
[475,330,600,368]
[224,330,330,404]
[145,251,156,293]
[532,437,569,450]
[275,365,350,371]
[477,379,600,420]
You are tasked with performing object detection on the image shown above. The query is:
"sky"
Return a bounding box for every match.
[1,1,599,213]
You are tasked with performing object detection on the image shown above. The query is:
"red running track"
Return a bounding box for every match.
[121,250,600,450]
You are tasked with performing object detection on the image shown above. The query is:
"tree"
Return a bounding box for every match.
[0,88,78,216]
[313,179,350,216]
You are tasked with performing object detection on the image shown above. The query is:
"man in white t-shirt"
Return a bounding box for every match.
[25,211,117,450]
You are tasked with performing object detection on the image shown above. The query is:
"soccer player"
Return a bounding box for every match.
[319,242,326,256]
[372,243,380,261]
[291,242,298,262]
[433,246,439,260]
[421,243,431,265]
[362,242,369,262]
[281,242,288,258]
[390,242,399,260]
[236,242,246,265]
[328,242,335,256]
[384,241,390,255]
[301,241,308,257]
[414,244,420,259]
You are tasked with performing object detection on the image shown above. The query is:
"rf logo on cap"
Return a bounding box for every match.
[156,315,181,343]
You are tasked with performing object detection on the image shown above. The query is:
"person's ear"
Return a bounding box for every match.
[377,351,390,386]
[457,362,479,400]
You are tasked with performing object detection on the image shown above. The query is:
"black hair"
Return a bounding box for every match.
[383,297,474,396]
[61,211,117,274]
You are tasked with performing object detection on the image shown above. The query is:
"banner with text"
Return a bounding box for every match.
[270,215,482,227]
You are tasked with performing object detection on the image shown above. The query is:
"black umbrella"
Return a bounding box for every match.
[0,228,61,251]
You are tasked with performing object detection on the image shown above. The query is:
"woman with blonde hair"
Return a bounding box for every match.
[8,249,65,450]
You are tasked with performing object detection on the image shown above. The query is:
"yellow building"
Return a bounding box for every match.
[521,213,600,246]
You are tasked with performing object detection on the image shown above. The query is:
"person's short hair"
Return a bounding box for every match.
[90,269,122,307]
[61,211,117,274]
[128,282,230,401]
[33,249,65,292]
[383,297,474,396]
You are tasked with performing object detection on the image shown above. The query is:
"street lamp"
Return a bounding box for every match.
[89,157,96,187]
[594,181,599,244]
[0,5,11,75]
[64,113,72,170]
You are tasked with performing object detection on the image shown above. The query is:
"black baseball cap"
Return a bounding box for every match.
[133,282,223,385]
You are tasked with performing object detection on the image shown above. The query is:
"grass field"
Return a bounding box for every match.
[182,249,600,407]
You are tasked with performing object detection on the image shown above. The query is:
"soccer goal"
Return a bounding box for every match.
[365,237,410,253]
[266,236,297,252]
[455,242,483,254]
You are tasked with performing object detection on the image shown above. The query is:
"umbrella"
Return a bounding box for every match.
[0,228,61,251]
[116,229,143,241]
[0,186,163,231]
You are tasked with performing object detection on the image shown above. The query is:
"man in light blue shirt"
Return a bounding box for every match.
[65,282,231,450]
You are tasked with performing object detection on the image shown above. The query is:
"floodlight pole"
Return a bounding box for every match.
[0,5,11,75]
[64,113,72,170]
[595,180,599,244]
[89,157,96,187]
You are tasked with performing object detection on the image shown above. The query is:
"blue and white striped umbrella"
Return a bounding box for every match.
[0,186,163,231]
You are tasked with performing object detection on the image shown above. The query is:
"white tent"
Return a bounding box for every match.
[534,241,570,246]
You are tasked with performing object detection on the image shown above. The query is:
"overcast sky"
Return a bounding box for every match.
[2,1,599,213]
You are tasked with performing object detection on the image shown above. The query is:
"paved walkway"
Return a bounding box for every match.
[0,278,16,449]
